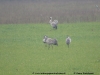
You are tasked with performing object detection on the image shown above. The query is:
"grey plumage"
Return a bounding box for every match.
[49,17,58,29]
[66,36,71,48]
[43,35,58,49]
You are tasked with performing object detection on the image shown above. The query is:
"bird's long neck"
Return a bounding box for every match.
[50,17,52,21]
[44,36,48,41]
[49,20,52,26]
[49,17,53,23]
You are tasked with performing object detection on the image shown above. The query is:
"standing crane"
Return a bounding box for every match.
[49,17,58,29]
[66,36,71,48]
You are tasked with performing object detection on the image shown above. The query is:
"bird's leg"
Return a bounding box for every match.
[51,45,53,49]
[48,45,50,50]
[68,45,69,48]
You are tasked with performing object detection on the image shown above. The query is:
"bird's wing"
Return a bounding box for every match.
[54,20,58,24]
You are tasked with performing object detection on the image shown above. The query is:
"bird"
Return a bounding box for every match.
[49,17,58,29]
[43,35,58,49]
[66,36,71,48]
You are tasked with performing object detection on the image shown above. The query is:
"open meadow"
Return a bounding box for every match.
[0,22,100,75]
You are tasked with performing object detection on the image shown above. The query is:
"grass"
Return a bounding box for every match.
[0,22,100,75]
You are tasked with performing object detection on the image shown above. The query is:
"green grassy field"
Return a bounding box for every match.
[0,22,100,75]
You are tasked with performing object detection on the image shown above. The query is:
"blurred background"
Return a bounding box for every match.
[0,0,100,24]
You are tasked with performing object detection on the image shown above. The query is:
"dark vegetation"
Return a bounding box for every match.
[0,0,100,24]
